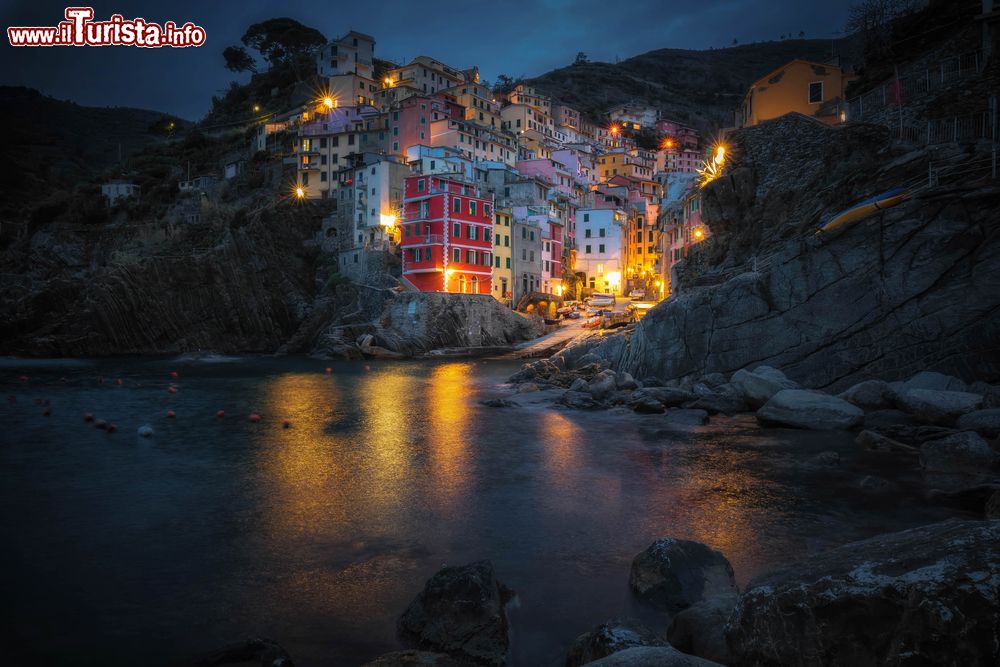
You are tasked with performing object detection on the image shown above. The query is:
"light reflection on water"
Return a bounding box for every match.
[0,357,964,666]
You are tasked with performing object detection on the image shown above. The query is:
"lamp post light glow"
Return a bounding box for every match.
[322,96,335,109]
[379,213,397,227]
[253,104,261,113]
[295,186,305,199]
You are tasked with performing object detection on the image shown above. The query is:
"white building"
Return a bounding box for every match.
[101,181,139,205]
[609,103,658,131]
[575,207,627,294]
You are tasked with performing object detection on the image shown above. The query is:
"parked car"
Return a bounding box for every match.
[629,289,646,300]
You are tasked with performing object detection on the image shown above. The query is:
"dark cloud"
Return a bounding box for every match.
[0,0,853,120]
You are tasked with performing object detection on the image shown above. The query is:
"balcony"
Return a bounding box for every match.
[298,160,322,171]
[402,234,445,246]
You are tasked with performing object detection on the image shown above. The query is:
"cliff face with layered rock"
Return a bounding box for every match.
[581,114,1000,391]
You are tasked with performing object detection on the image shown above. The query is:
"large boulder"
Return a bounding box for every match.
[584,646,725,666]
[628,539,737,612]
[957,409,1000,438]
[559,390,601,410]
[837,379,892,410]
[756,389,863,430]
[726,519,1000,667]
[730,366,799,408]
[902,371,969,393]
[565,618,664,667]
[630,387,695,408]
[919,431,998,474]
[666,594,736,664]
[398,561,512,666]
[895,388,983,424]
[663,408,710,426]
[587,370,619,400]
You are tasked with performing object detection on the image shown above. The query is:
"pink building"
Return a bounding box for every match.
[515,158,575,196]
[655,119,700,149]
[387,94,463,157]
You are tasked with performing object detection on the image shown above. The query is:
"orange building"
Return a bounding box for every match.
[738,59,855,127]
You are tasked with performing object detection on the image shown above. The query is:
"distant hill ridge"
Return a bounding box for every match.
[526,38,851,131]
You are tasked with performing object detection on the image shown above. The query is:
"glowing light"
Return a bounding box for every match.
[384,77,393,86]
[606,271,622,286]
[253,104,261,112]
[597,263,604,275]
[698,143,728,187]
[610,126,619,135]
[295,186,305,199]
[322,96,335,109]
[379,214,397,227]
[694,228,704,239]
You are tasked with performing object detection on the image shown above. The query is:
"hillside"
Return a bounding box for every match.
[0,87,184,221]
[527,38,852,131]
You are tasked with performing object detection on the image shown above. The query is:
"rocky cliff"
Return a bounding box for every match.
[581,114,1000,390]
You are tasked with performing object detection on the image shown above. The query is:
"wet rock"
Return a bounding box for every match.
[838,379,892,410]
[730,366,799,408]
[587,370,619,400]
[398,560,512,666]
[559,391,601,410]
[628,538,737,612]
[895,388,983,425]
[575,352,605,370]
[565,618,664,667]
[970,382,1000,409]
[902,371,969,393]
[362,651,466,667]
[629,387,694,408]
[617,372,640,390]
[584,646,724,666]
[987,490,1000,519]
[956,409,1000,438]
[666,594,736,664]
[516,382,540,393]
[726,519,1000,667]
[925,484,1000,513]
[190,637,294,667]
[640,376,665,387]
[137,424,154,438]
[633,397,666,414]
[756,389,863,430]
[863,409,916,430]
[919,431,997,474]
[699,373,728,388]
[607,389,635,406]
[856,429,918,454]
[479,398,519,408]
[684,389,749,415]
[878,424,961,447]
[663,408,710,426]
[569,377,588,393]
[855,475,901,494]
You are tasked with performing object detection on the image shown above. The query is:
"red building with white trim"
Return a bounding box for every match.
[400,174,493,294]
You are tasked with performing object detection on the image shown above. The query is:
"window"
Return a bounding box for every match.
[599,228,606,237]
[529,250,535,261]
[417,179,425,191]
[454,198,462,213]
[484,228,491,243]
[529,231,535,241]
[505,257,510,269]
[469,201,477,215]
[504,235,509,247]
[453,248,461,263]
[585,245,591,254]
[599,244,605,253]
[585,229,591,238]
[453,222,461,237]
[469,226,477,241]
[467,250,476,264]
[808,81,823,104]
[495,256,500,268]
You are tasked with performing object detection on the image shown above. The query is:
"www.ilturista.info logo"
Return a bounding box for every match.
[7,7,206,48]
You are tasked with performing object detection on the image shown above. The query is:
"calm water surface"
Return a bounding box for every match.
[0,356,961,665]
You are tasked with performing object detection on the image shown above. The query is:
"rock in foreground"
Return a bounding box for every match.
[398,560,512,666]
[666,594,736,664]
[628,538,737,612]
[726,519,1000,666]
[756,389,863,430]
[362,650,466,666]
[565,618,664,667]
[919,431,997,474]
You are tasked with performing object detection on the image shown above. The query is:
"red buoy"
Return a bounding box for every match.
[166,410,176,418]
[170,371,179,379]
[325,367,332,374]
[282,420,291,429]
[364,365,371,371]
[83,413,94,423]
[248,413,261,423]
[116,378,123,386]
[216,410,225,418]
[168,386,178,394]
[107,423,118,433]
[94,419,108,430]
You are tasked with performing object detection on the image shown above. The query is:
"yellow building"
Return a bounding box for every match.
[492,207,513,304]
[739,59,855,127]
[598,151,654,183]
[442,82,503,129]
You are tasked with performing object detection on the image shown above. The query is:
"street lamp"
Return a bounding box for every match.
[295,186,305,199]
[322,96,335,109]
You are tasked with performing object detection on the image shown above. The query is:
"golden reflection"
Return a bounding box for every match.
[540,412,583,494]
[258,372,345,537]
[427,362,474,509]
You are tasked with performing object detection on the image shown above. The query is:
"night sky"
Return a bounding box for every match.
[1,0,853,120]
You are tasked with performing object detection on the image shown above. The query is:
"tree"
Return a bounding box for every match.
[240,17,325,71]
[574,51,588,65]
[493,73,519,96]
[223,45,256,73]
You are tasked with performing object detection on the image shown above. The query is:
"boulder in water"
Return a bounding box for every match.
[628,538,737,612]
[756,389,863,430]
[895,388,983,424]
[919,431,997,473]
[565,618,664,667]
[730,366,798,408]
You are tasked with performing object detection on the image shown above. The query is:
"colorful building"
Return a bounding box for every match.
[575,206,626,295]
[294,104,386,199]
[738,59,855,127]
[400,174,494,294]
[492,207,513,304]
